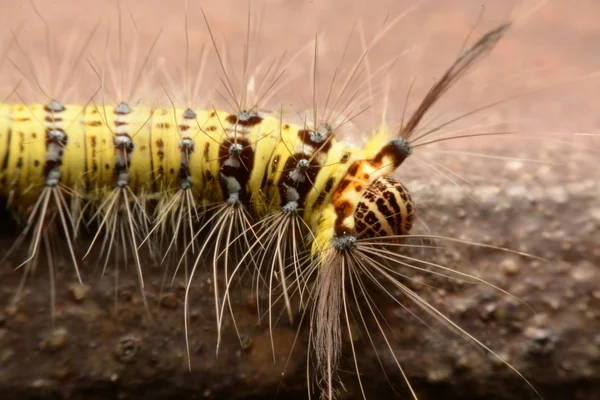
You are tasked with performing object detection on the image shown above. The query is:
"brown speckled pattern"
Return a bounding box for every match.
[355,176,414,239]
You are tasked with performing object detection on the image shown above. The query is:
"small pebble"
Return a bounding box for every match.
[159,293,178,309]
[426,365,452,383]
[115,336,139,363]
[410,275,425,291]
[69,283,89,302]
[39,327,69,352]
[481,303,497,320]
[0,348,14,364]
[524,326,557,355]
[501,258,521,276]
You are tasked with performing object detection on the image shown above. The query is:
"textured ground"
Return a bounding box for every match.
[0,0,599,399]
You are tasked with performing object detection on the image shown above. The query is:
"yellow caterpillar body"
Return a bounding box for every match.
[0,101,385,236]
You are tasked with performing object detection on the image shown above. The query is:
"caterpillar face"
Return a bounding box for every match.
[354,176,414,240]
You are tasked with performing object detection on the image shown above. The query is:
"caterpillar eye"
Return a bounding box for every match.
[354,176,414,240]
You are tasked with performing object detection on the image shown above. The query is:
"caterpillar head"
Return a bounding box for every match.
[354,176,414,240]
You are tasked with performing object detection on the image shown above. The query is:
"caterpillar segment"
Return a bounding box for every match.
[145,1,218,269]
[0,0,102,315]
[263,123,337,316]
[4,104,46,203]
[141,107,209,285]
[0,99,84,319]
[220,120,340,356]
[183,107,282,360]
[81,101,156,315]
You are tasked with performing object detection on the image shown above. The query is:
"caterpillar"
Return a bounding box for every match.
[0,1,596,399]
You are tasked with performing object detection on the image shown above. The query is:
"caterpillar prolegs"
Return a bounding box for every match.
[0,1,591,399]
